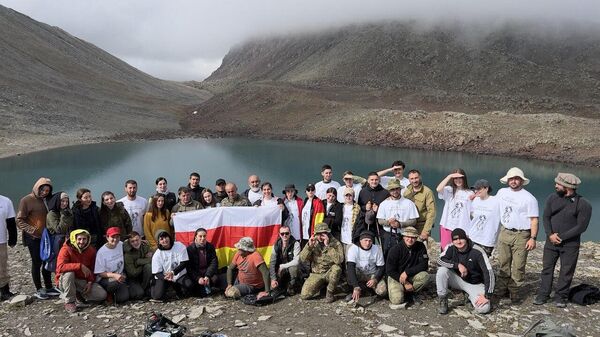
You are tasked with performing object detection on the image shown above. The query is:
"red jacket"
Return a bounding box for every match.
[55,239,97,285]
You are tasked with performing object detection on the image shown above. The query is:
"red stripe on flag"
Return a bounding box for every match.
[176,224,281,248]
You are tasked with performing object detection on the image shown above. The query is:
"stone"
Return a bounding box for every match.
[172,314,186,324]
[235,320,247,327]
[83,331,94,337]
[430,332,443,336]
[468,320,485,330]
[410,321,429,326]
[23,328,31,336]
[9,295,33,307]
[188,306,206,319]
[258,315,272,321]
[453,308,472,318]
[389,303,407,310]
[497,334,520,337]
[377,324,397,333]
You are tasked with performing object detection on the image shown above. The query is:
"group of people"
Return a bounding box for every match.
[0,161,592,316]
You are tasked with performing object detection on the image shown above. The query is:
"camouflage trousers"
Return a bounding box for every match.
[300,265,342,300]
[387,271,430,305]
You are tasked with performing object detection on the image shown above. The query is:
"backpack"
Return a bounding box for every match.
[522,318,576,337]
[568,283,600,306]
[144,312,186,337]
[241,288,287,306]
[39,228,54,262]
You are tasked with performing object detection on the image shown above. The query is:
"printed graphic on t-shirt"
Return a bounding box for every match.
[450,201,465,218]
[473,215,487,230]
[502,206,513,224]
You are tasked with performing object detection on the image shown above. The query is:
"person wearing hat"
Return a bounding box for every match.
[436,169,474,252]
[315,164,341,200]
[377,179,419,256]
[337,170,366,203]
[213,178,228,203]
[45,192,74,273]
[283,184,303,240]
[437,228,494,315]
[299,222,344,302]
[346,230,386,303]
[95,227,131,304]
[225,237,270,299]
[534,173,592,308]
[300,183,325,246]
[339,187,362,254]
[357,171,390,212]
[386,226,429,305]
[466,179,501,257]
[495,167,539,303]
[151,229,193,302]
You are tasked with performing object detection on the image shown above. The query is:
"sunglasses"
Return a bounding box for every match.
[306,188,315,192]
[279,232,290,236]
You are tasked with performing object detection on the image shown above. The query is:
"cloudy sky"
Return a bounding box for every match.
[1,0,598,81]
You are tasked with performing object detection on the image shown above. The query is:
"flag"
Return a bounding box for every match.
[173,206,281,269]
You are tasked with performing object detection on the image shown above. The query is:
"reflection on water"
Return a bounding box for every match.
[1,138,598,240]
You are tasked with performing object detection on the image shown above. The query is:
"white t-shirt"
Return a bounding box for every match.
[284,198,301,239]
[301,201,312,239]
[496,187,539,230]
[94,241,124,276]
[341,204,354,244]
[347,244,384,276]
[376,197,419,232]
[118,196,148,234]
[438,186,473,231]
[337,184,362,203]
[152,241,189,281]
[0,196,16,244]
[467,196,501,247]
[247,189,263,204]
[315,180,341,200]
[261,198,279,207]
[380,176,410,195]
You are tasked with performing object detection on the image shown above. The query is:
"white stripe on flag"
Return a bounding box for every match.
[173,206,282,233]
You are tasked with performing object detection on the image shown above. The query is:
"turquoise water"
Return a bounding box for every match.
[0,137,597,240]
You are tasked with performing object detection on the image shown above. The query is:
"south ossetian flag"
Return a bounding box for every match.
[173,206,281,268]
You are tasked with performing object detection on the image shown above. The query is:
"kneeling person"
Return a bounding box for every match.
[187,228,219,297]
[225,237,270,299]
[346,231,387,302]
[436,228,494,314]
[270,225,301,295]
[95,227,131,303]
[299,222,344,303]
[123,231,153,299]
[386,227,430,305]
[151,230,192,301]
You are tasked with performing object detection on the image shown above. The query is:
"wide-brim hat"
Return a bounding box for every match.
[282,184,298,194]
[555,173,581,189]
[401,226,419,238]
[500,167,530,185]
[386,179,403,191]
[235,237,256,252]
[313,222,331,234]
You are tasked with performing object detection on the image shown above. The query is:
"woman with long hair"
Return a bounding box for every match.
[436,168,473,250]
[99,191,132,240]
[72,188,102,248]
[200,188,219,208]
[143,193,172,250]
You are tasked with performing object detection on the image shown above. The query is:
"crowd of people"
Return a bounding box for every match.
[0,161,592,316]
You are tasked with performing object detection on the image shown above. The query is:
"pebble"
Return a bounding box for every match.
[410,321,429,326]
[377,324,397,333]
[172,314,186,323]
[235,319,247,327]
[258,315,272,321]
[83,331,94,337]
[467,320,485,330]
[453,308,472,318]
[389,303,407,310]
[9,295,33,307]
[23,328,31,336]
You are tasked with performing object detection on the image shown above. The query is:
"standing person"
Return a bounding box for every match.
[282,184,304,241]
[95,227,131,304]
[270,225,301,295]
[225,237,270,299]
[56,229,107,313]
[254,182,285,208]
[346,231,387,303]
[357,172,390,212]
[301,184,325,246]
[186,228,219,297]
[403,169,436,242]
[322,188,343,241]
[386,227,430,305]
[467,180,501,257]
[99,191,132,240]
[213,179,228,203]
[221,183,252,207]
[45,192,74,273]
[143,194,172,251]
[151,177,177,212]
[495,167,539,303]
[201,188,219,208]
[437,228,494,315]
[123,231,153,300]
[377,160,410,194]
[0,194,17,300]
[377,180,419,232]
[339,188,361,254]
[170,187,202,226]
[151,230,192,302]
[337,171,365,203]
[118,180,148,236]
[187,172,206,203]
[17,178,61,299]
[436,169,473,251]
[534,173,592,308]
[72,188,102,248]
[315,164,341,200]
[243,175,263,204]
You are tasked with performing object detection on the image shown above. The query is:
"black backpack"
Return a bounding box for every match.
[144,312,186,337]
[568,283,600,306]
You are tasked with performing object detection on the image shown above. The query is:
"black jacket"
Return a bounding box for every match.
[357,185,390,211]
[187,184,206,203]
[543,192,592,245]
[270,235,298,279]
[437,239,495,298]
[186,242,218,281]
[322,200,343,239]
[72,201,101,238]
[386,240,428,281]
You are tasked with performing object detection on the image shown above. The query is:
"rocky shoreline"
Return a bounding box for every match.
[2,239,599,337]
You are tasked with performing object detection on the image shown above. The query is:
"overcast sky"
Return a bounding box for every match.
[1,0,598,81]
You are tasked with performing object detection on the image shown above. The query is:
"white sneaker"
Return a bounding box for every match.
[34,288,49,300]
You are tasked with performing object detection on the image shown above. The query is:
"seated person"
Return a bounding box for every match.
[225,237,270,299]
[299,222,344,303]
[151,230,193,301]
[269,225,301,295]
[95,227,132,304]
[386,227,430,305]
[437,228,494,315]
[123,231,153,299]
[56,229,106,313]
[346,231,387,302]
[186,228,219,296]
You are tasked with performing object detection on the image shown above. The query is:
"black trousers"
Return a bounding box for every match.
[24,234,53,290]
[538,241,580,300]
[151,273,193,301]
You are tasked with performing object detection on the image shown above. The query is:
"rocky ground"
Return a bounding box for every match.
[2,240,600,337]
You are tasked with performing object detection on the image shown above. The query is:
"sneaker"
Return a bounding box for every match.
[64,302,78,313]
[438,296,448,315]
[555,297,568,308]
[533,295,549,305]
[45,287,61,297]
[34,288,49,300]
[75,300,91,308]
[344,293,353,302]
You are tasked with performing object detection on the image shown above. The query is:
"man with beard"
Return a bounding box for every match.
[357,172,390,212]
[315,165,341,200]
[403,169,436,242]
[213,178,228,203]
[187,172,206,203]
[187,228,219,297]
[300,222,344,302]
[270,225,301,295]
[495,167,539,304]
[534,173,592,308]
[437,228,494,315]
[225,237,270,299]
[221,183,251,207]
[377,179,419,256]
[243,174,263,204]
[118,180,148,235]
[386,227,429,305]
[170,187,203,226]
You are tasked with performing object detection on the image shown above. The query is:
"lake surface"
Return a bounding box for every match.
[1,137,598,240]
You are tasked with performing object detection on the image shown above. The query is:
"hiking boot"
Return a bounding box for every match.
[533,295,549,305]
[438,296,448,315]
[324,292,335,303]
[45,287,61,297]
[555,297,568,308]
[64,302,78,313]
[509,292,521,305]
[0,285,16,301]
[344,293,353,302]
[34,288,49,300]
